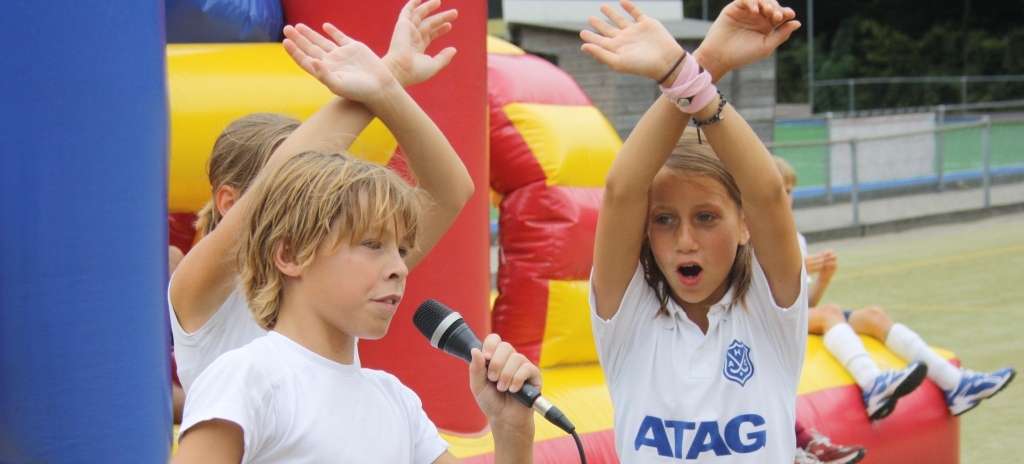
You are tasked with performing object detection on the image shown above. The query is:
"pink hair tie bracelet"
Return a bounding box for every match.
[658,51,717,114]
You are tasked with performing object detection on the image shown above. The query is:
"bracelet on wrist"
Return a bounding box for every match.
[692,90,727,144]
[657,53,687,85]
[659,51,716,114]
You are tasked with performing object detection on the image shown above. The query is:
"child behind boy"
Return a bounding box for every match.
[173,18,540,464]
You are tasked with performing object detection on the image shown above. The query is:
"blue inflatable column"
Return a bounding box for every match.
[0,2,171,463]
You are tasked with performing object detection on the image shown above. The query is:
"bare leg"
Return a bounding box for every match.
[808,303,846,335]
[847,306,893,342]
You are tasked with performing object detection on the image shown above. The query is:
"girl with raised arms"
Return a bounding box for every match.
[582,1,806,461]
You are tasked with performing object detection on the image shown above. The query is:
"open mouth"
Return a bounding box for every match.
[678,264,702,283]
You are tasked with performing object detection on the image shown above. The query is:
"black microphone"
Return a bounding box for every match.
[413,299,576,435]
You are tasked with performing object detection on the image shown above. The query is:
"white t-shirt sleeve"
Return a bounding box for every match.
[395,382,449,464]
[179,351,275,461]
[167,275,267,394]
[797,232,813,285]
[589,263,657,387]
[746,252,808,377]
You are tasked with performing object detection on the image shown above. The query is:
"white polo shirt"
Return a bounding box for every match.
[591,254,807,463]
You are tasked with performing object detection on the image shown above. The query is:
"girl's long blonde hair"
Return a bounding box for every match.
[238,151,422,329]
[639,128,753,316]
[195,113,300,236]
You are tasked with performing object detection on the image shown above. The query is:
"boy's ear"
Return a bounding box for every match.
[273,238,302,277]
[215,185,240,217]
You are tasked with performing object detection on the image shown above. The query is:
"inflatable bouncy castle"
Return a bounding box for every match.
[0,0,959,462]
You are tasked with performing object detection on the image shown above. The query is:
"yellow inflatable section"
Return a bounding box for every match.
[167,44,397,213]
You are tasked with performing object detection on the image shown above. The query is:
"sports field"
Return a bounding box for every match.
[807,212,1024,463]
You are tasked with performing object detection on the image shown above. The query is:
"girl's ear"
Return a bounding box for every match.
[738,213,751,246]
[273,238,302,277]
[215,185,240,216]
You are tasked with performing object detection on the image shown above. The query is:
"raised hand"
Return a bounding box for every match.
[579,0,684,80]
[804,249,837,277]
[819,249,838,277]
[283,23,397,103]
[694,0,800,81]
[383,0,458,88]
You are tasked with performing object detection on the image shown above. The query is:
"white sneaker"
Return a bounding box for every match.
[945,367,1016,416]
[862,361,928,420]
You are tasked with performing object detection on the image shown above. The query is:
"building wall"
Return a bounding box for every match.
[510,24,776,143]
[503,0,682,22]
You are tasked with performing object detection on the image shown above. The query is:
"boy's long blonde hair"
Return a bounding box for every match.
[239,151,422,329]
[195,113,300,236]
[639,128,753,315]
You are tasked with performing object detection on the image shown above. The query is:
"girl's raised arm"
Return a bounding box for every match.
[275,2,470,272]
[696,93,803,306]
[662,0,804,306]
[582,3,693,320]
[285,24,470,272]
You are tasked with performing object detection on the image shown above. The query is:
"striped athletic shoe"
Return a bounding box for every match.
[862,361,928,420]
[945,367,1016,416]
[804,429,866,464]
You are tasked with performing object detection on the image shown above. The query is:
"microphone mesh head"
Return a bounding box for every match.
[413,299,453,341]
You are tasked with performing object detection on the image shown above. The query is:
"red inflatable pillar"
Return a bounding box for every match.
[280,0,490,434]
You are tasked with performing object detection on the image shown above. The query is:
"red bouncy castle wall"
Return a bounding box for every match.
[281,0,490,434]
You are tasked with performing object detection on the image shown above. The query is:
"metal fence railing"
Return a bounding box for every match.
[769,113,1024,226]
[810,75,1024,114]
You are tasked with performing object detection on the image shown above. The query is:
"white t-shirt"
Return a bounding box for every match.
[168,277,361,395]
[180,331,449,464]
[169,281,266,395]
[590,254,807,463]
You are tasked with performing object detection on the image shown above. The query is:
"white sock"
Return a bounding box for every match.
[885,323,962,391]
[824,323,880,391]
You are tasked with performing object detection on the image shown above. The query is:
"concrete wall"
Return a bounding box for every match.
[503,0,682,22]
[828,113,936,185]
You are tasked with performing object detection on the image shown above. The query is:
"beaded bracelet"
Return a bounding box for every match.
[692,90,727,144]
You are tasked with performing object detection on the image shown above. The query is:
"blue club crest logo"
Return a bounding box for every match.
[724,340,754,387]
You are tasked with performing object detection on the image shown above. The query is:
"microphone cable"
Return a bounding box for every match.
[571,429,587,464]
